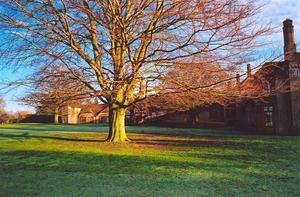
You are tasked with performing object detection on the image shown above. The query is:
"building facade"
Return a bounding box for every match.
[230,19,300,135]
[61,104,109,124]
[141,19,300,135]
[146,104,226,128]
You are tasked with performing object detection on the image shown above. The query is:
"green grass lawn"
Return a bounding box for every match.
[0,124,299,197]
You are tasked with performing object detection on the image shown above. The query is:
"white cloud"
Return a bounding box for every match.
[261,0,300,47]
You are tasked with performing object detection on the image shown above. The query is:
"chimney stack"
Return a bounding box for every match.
[283,19,296,61]
[247,64,251,77]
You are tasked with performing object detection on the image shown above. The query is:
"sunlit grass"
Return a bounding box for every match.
[0,123,299,196]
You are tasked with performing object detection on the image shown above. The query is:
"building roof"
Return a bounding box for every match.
[78,104,108,116]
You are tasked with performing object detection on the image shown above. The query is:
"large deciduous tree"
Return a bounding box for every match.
[0,0,270,142]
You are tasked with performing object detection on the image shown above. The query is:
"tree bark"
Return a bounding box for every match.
[106,105,113,140]
[106,107,129,143]
[54,107,59,124]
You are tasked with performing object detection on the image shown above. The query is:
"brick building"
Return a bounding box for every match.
[227,19,300,135]
[61,104,109,124]
[141,19,300,135]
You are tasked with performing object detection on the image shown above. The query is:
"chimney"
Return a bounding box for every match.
[283,19,296,61]
[247,64,251,77]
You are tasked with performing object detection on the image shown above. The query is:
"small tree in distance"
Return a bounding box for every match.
[0,97,9,124]
[20,65,91,124]
[0,0,271,142]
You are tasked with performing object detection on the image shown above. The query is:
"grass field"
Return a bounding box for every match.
[0,123,299,196]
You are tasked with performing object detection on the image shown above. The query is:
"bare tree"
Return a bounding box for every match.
[0,97,4,108]
[0,97,9,123]
[8,110,30,122]
[20,65,91,124]
[0,0,271,142]
[153,62,235,110]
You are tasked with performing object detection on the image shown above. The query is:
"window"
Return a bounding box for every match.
[264,106,273,127]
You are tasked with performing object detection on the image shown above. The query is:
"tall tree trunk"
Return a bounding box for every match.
[106,107,129,143]
[54,107,59,124]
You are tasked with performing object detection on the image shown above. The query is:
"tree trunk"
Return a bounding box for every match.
[106,107,129,143]
[106,105,113,140]
[54,107,59,124]
[189,108,198,127]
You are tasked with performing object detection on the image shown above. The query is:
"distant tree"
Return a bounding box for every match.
[152,62,235,111]
[0,97,9,124]
[0,97,4,112]
[13,111,30,119]
[20,65,91,124]
[0,0,271,142]
[8,110,30,123]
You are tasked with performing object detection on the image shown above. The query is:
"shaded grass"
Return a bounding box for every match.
[0,123,244,135]
[0,123,299,196]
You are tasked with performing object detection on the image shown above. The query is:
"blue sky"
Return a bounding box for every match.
[0,0,300,113]
[262,0,300,49]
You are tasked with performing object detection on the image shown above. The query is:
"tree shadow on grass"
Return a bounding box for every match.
[0,131,250,149]
[0,150,248,196]
[132,137,265,149]
[0,123,109,133]
[1,150,298,188]
[0,131,278,150]
[0,133,105,142]
[0,149,283,177]
[0,123,247,136]
[133,138,233,148]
